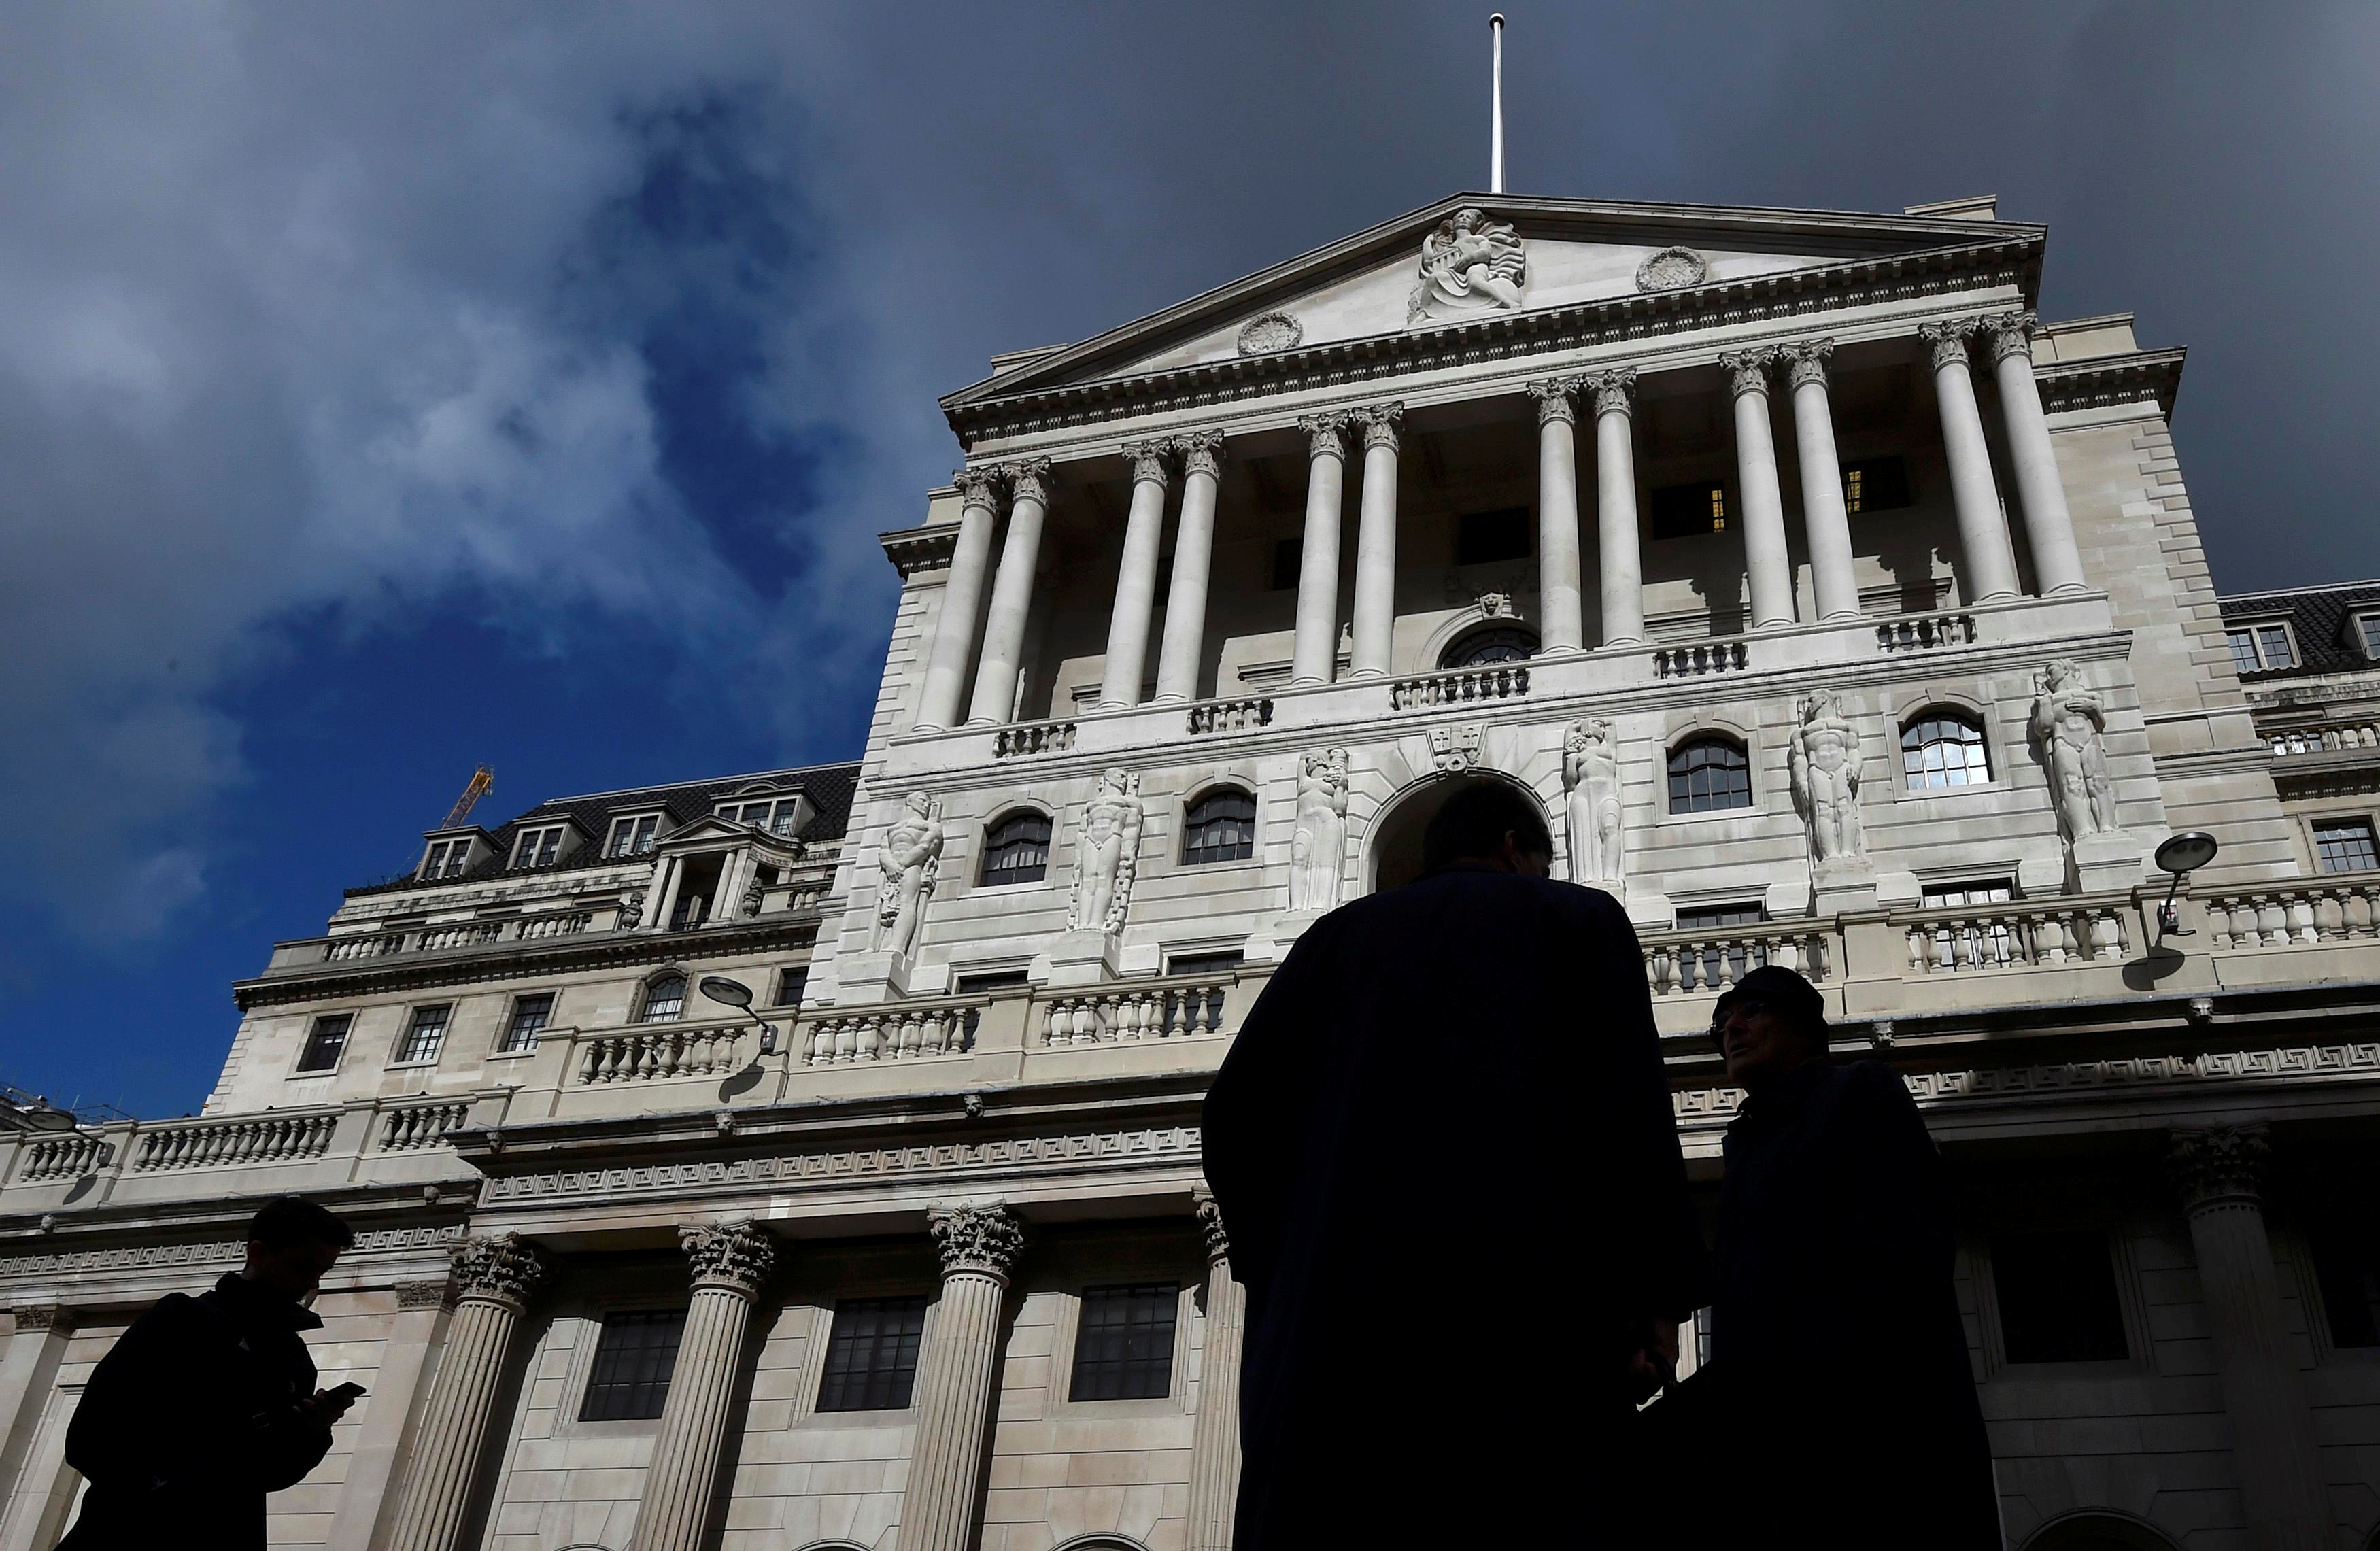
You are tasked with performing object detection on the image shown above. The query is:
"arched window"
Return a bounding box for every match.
[980,811,1052,886]
[1180,789,1256,865]
[637,972,685,1024]
[1668,738,1752,813]
[1440,625,1538,668]
[1902,710,1991,789]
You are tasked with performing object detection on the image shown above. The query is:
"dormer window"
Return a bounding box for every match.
[511,825,564,869]
[717,797,804,837]
[421,838,475,881]
[2226,621,2296,674]
[605,814,662,858]
[2356,613,2380,660]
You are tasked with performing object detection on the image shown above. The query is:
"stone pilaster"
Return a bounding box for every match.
[385,1234,545,1551]
[1185,1191,1246,1551]
[901,1204,1026,1551]
[324,1282,453,1551]
[0,1306,73,1513]
[634,1223,778,1551]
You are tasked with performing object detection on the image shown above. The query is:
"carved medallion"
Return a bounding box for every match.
[1635,246,1708,293]
[1236,311,1303,356]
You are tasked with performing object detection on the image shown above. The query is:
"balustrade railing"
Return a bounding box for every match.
[803,1004,972,1066]
[324,932,407,962]
[516,910,594,941]
[993,720,1076,759]
[133,1112,339,1172]
[1038,978,1234,1046]
[418,921,505,952]
[2204,876,2380,949]
[1652,641,1748,677]
[18,1134,111,1182]
[1876,613,1976,652]
[1187,698,1274,734]
[379,1100,470,1151]
[1642,927,1831,998]
[1389,665,1528,710]
[1901,902,2129,972]
[578,1025,746,1084]
[2267,722,2380,757]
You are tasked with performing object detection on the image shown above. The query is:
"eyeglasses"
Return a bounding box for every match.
[1710,999,1769,1039]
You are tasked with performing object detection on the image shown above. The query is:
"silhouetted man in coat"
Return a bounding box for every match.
[1202,782,1707,1548]
[1699,966,1998,1548]
[60,1195,358,1551]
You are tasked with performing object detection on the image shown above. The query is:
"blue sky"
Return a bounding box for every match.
[4,1,2377,1117]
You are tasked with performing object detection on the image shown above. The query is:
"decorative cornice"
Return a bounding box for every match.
[1296,413,1350,462]
[1125,440,1172,485]
[1174,430,1227,479]
[1193,1187,1228,1265]
[680,1220,777,1296]
[952,466,1004,511]
[1784,337,1835,390]
[1003,457,1055,507]
[1919,318,1978,371]
[1526,375,1584,426]
[2169,1124,2270,1212]
[10,1303,71,1333]
[394,1278,454,1311]
[928,1203,1025,1282]
[452,1232,545,1310]
[1984,309,2039,366]
[881,526,960,581]
[2034,348,2187,419]
[1719,347,1777,398]
[1588,367,1637,416]
[1358,403,1404,451]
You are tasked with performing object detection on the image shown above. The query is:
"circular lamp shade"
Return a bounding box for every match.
[699,975,755,1010]
[2153,832,2220,876]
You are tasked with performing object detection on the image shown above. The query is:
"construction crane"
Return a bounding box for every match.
[441,765,495,830]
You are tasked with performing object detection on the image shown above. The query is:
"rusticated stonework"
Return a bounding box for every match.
[452,1231,545,1309]
[928,1203,1025,1281]
[2169,1124,2271,1211]
[681,1221,779,1295]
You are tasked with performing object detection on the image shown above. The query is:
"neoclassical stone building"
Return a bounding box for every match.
[5,192,2378,1551]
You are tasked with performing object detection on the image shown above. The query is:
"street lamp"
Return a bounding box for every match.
[2152,830,2221,939]
[0,1089,80,1135]
[700,976,779,1057]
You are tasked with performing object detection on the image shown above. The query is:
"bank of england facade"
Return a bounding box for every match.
[5,192,2379,1551]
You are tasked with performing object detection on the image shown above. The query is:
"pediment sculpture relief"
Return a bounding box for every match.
[1406,208,1526,327]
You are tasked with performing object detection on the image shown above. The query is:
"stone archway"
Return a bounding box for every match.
[1364,768,1554,894]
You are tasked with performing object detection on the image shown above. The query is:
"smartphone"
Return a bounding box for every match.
[325,1382,367,1402]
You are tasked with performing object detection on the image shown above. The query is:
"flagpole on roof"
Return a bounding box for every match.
[1489,14,1506,194]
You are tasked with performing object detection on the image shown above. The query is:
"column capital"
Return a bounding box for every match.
[1983,309,2040,365]
[452,1232,546,1311]
[1527,375,1585,426]
[929,1202,1026,1282]
[395,1278,456,1312]
[952,466,1004,511]
[1918,318,1979,371]
[1719,348,1778,398]
[1172,430,1227,479]
[1357,402,1404,450]
[1123,441,1173,486]
[1784,337,1835,389]
[1192,1187,1229,1265]
[2170,1124,2271,1212]
[1002,456,1055,507]
[8,1303,72,1333]
[1296,413,1350,461]
[681,1220,778,1296]
[1588,367,1637,415]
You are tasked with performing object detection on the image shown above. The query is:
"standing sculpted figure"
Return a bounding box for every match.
[1406,207,1527,325]
[2030,660,2120,840]
[1562,719,1626,886]
[1068,769,1144,934]
[1788,689,1868,866]
[1289,749,1350,913]
[872,792,943,958]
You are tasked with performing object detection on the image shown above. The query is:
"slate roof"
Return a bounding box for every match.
[2217,581,2380,680]
[349,759,862,899]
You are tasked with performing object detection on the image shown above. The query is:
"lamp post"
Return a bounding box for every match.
[699,976,780,1056]
[2152,831,2220,940]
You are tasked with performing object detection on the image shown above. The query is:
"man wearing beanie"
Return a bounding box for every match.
[1699,964,1998,1549]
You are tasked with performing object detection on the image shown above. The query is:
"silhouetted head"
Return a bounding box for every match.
[1421,782,1554,879]
[1709,966,1829,1092]
[242,1195,354,1303]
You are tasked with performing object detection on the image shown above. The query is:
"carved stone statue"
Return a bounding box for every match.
[873,792,943,958]
[1562,719,1625,887]
[1407,207,1526,326]
[2030,660,2120,840]
[1789,688,1867,868]
[617,888,645,931]
[1289,749,1350,913]
[1068,769,1144,935]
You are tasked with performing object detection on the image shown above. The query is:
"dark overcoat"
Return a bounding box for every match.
[1202,864,1708,1549]
[58,1271,333,1551]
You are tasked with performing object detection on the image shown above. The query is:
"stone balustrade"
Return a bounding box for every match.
[134,1111,341,1172]
[2203,874,2380,949]
[2266,721,2380,757]
[1388,664,1528,709]
[577,1024,748,1084]
[515,910,595,940]
[1186,697,1273,734]
[1038,978,1234,1046]
[1903,901,2130,971]
[1652,641,1748,677]
[381,1099,471,1151]
[802,1004,974,1066]
[17,1134,112,1182]
[1641,925,1832,998]
[325,931,409,962]
[1876,612,1977,652]
[418,921,506,952]
[991,719,1076,759]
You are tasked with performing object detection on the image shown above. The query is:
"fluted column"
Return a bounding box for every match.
[1185,1191,1246,1551]
[1590,370,1645,647]
[1290,416,1350,686]
[386,1235,546,1551]
[1154,432,1225,702]
[1985,310,2088,596]
[914,469,1003,730]
[1348,405,1404,677]
[1784,339,1862,621]
[968,459,1052,725]
[1920,320,2020,603]
[2169,1128,2330,1551]
[1098,443,1173,708]
[1722,350,1795,630]
[634,1223,778,1551]
[1527,377,1587,653]
[902,1204,1026,1551]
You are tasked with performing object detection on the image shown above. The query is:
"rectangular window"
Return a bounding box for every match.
[772,968,809,1008]
[2227,621,2298,674]
[579,1308,686,1422]
[1271,536,1302,592]
[1992,1231,2130,1363]
[2359,614,2380,660]
[511,827,563,869]
[955,969,1030,994]
[2226,628,2262,676]
[1167,950,1245,978]
[815,1296,928,1412]
[421,838,473,881]
[393,1005,452,1066]
[605,814,661,858]
[1840,457,1911,513]
[2314,818,2380,874]
[294,1015,351,1074]
[717,798,802,836]
[2310,1229,2380,1350]
[1650,481,1729,541]
[1068,1284,1178,1401]
[1676,904,1764,930]
[498,993,554,1054]
[1456,507,1532,566]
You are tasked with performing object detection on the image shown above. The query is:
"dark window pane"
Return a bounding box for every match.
[1901,713,1990,789]
[2310,1230,2380,1349]
[1667,739,1753,814]
[2256,624,2296,669]
[1676,904,1763,930]
[1271,537,1302,592]
[1439,626,1538,668]
[1992,1231,2129,1363]
[773,968,809,1008]
[2360,615,2380,660]
[640,974,685,1023]
[394,1006,450,1065]
[296,1015,351,1073]
[1180,790,1256,866]
[1457,507,1531,566]
[500,994,554,1053]
[817,1296,929,1412]
[1841,456,1911,513]
[1168,950,1244,978]
[981,813,1052,887]
[1650,481,1729,540]
[2314,819,2379,875]
[579,1308,685,1421]
[1069,1284,1178,1401]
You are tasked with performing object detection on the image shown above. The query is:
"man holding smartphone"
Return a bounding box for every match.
[59,1195,360,1551]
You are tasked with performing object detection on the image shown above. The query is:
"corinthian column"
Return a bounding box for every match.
[1784,340,1862,621]
[386,1235,546,1551]
[1919,320,2020,603]
[968,459,1053,725]
[913,469,1003,730]
[1590,370,1645,647]
[1348,405,1404,677]
[1290,416,1350,686]
[1722,350,1795,629]
[1985,311,2088,595]
[1155,432,1226,702]
[2169,1127,2330,1551]
[634,1223,777,1551]
[1185,1191,1246,1551]
[1527,377,1587,653]
[1098,443,1173,708]
[902,1204,1026,1551]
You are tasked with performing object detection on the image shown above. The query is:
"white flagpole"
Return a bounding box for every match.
[1490,13,1506,194]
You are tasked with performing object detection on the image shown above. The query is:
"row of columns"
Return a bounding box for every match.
[377,1203,1244,1551]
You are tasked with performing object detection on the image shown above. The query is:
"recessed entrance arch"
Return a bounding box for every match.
[1364,768,1554,894]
